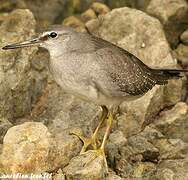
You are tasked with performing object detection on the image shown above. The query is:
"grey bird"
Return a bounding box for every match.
[2,25,187,162]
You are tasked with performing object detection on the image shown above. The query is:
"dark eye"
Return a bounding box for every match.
[49,32,58,38]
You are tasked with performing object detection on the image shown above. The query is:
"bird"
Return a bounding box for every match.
[2,25,187,166]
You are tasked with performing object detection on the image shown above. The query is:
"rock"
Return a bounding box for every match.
[107,0,133,9]
[0,0,26,12]
[0,9,48,121]
[128,135,159,158]
[20,0,66,27]
[0,122,57,173]
[87,7,184,132]
[181,29,188,45]
[150,159,188,180]
[146,0,188,47]
[53,169,66,180]
[0,0,66,28]
[63,150,108,180]
[0,121,81,173]
[154,138,188,160]
[63,16,86,32]
[81,8,97,23]
[175,44,188,67]
[107,0,151,11]
[132,162,156,178]
[0,118,12,143]
[0,13,9,25]
[91,2,110,15]
[153,102,188,142]
[108,171,122,180]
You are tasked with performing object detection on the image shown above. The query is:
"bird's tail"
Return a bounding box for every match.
[151,69,187,85]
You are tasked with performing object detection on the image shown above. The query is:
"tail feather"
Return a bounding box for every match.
[151,69,188,85]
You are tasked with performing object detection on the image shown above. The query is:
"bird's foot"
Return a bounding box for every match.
[70,130,99,154]
[70,106,109,154]
[81,148,108,171]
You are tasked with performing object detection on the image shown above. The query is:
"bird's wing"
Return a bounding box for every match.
[89,35,157,96]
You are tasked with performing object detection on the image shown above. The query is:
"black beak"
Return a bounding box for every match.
[2,37,42,50]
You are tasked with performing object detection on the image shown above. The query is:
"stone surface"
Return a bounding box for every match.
[63,16,86,32]
[0,9,47,121]
[146,0,188,47]
[0,118,12,144]
[0,122,56,173]
[63,150,108,180]
[175,44,188,67]
[81,8,97,22]
[52,169,66,180]
[150,159,188,180]
[0,121,82,173]
[106,0,151,11]
[153,102,188,142]
[91,2,110,15]
[181,29,188,45]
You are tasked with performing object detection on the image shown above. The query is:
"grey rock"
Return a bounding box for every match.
[150,159,188,180]
[108,171,122,180]
[52,169,65,180]
[63,16,86,32]
[181,29,188,45]
[175,44,188,67]
[0,0,66,27]
[0,118,12,144]
[106,0,151,11]
[81,8,97,23]
[146,0,188,47]
[63,150,108,180]
[131,162,156,178]
[91,2,110,15]
[0,9,47,121]
[153,102,188,142]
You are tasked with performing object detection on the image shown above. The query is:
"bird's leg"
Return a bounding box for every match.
[82,108,113,171]
[100,110,113,151]
[71,106,108,154]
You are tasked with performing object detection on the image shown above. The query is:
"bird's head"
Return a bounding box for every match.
[2,25,76,54]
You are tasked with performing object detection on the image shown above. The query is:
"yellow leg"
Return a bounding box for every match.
[82,109,113,171]
[100,110,113,150]
[71,106,108,154]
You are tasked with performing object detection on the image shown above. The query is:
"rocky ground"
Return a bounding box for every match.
[0,0,188,179]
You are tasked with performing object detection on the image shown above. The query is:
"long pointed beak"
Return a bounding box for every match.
[2,37,42,50]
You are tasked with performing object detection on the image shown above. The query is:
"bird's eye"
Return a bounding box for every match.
[49,32,58,38]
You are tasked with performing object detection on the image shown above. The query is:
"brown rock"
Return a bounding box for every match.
[81,8,97,22]
[153,102,188,142]
[91,2,110,15]
[0,9,48,120]
[175,44,188,67]
[63,150,108,180]
[0,122,57,173]
[63,16,86,32]
[146,0,188,47]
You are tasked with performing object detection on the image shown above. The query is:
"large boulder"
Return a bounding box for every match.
[0,9,48,121]
[0,122,81,173]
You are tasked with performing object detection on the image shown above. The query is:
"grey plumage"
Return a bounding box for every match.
[2,25,187,106]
